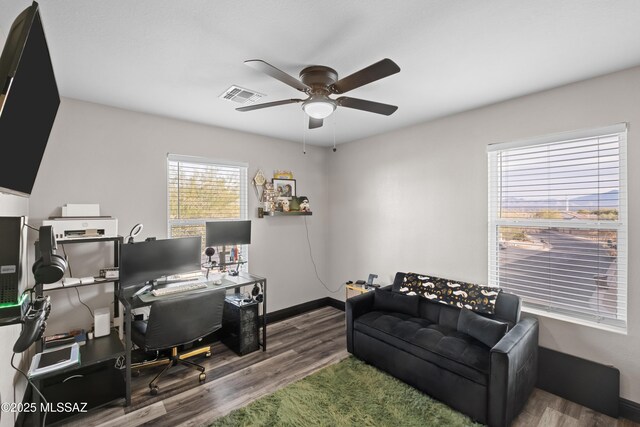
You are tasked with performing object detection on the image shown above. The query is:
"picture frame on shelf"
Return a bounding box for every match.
[273,178,296,199]
[273,170,293,179]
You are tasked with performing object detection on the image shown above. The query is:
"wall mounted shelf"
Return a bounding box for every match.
[257,208,312,218]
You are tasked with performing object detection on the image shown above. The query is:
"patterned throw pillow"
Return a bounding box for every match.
[397,272,501,314]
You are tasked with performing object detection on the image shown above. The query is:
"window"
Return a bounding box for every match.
[488,124,627,331]
[167,155,248,263]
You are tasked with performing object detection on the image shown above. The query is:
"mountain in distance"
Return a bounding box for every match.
[569,189,618,208]
[503,190,618,210]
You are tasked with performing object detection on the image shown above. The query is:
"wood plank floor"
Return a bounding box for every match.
[67,307,638,427]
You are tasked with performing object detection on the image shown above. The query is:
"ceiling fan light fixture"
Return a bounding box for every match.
[238,59,400,128]
[302,97,336,119]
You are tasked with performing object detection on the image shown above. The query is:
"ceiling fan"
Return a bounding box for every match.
[236,58,400,129]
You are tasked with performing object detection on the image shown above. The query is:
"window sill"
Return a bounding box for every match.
[522,305,627,335]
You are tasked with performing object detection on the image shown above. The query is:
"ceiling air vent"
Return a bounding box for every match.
[219,85,265,104]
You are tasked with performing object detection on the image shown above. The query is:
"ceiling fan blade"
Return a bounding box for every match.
[236,99,303,112]
[331,58,400,94]
[337,97,398,115]
[245,60,310,92]
[309,117,323,129]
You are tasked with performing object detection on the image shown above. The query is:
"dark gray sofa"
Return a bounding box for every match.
[346,272,538,426]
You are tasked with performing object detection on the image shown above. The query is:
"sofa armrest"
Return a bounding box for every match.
[488,317,539,427]
[346,290,376,353]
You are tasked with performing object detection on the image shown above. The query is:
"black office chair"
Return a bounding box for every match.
[131,288,225,395]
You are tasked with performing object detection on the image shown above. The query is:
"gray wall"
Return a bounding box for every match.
[328,66,640,402]
[27,98,331,334]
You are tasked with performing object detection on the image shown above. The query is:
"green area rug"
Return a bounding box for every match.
[211,357,481,426]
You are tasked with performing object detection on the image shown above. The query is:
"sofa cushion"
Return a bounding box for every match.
[354,311,491,385]
[373,289,420,317]
[457,308,508,348]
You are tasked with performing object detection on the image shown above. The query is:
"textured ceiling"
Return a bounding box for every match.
[2,0,640,146]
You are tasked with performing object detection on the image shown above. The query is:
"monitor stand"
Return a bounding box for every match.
[220,245,241,276]
[203,255,217,279]
[220,245,228,273]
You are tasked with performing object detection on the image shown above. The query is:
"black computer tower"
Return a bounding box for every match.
[222,297,259,356]
[0,216,28,325]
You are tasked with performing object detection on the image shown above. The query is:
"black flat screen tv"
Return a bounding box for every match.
[0,2,59,197]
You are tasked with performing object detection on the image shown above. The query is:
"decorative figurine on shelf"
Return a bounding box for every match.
[262,182,277,212]
[280,198,290,212]
[289,196,301,211]
[299,196,311,212]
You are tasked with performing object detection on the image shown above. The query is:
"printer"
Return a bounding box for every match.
[43,217,118,241]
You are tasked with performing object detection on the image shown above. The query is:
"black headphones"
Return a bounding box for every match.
[252,284,263,303]
[32,226,67,284]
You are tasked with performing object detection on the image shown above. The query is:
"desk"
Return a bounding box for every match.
[117,272,267,405]
[30,331,125,426]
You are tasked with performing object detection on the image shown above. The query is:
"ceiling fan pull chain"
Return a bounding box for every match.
[332,113,337,152]
[302,112,307,154]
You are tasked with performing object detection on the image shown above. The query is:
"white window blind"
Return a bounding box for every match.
[167,155,248,263]
[488,124,627,331]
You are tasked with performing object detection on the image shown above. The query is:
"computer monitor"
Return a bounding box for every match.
[206,220,251,246]
[119,236,201,287]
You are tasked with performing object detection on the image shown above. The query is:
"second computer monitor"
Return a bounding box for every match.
[119,236,202,287]
[206,220,251,246]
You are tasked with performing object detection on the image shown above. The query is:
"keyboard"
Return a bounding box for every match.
[151,281,207,297]
[166,271,203,281]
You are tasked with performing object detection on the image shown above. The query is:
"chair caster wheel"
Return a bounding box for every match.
[199,373,206,382]
[150,385,159,395]
[205,351,212,358]
[132,370,140,377]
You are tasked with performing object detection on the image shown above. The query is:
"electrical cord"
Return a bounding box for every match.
[60,244,72,277]
[21,287,33,297]
[11,353,47,427]
[303,216,342,293]
[24,223,40,233]
[60,244,93,318]
[74,287,94,318]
